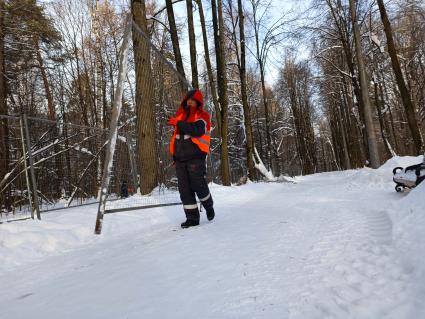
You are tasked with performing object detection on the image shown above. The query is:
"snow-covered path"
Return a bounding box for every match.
[1,157,424,318]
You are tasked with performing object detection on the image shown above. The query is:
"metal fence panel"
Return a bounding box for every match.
[0,115,33,222]
[0,113,183,222]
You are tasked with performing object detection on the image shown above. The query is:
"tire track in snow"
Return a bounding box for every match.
[363,210,393,245]
[287,207,411,319]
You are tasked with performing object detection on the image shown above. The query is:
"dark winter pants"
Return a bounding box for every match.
[175,158,214,221]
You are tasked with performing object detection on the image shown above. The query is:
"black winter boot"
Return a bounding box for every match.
[181,208,200,228]
[206,208,215,221]
[181,219,200,228]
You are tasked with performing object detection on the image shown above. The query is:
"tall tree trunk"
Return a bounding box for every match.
[212,0,231,185]
[374,79,392,157]
[376,0,423,154]
[259,64,273,169]
[196,0,220,133]
[252,6,272,170]
[327,0,368,161]
[73,44,90,127]
[337,91,352,169]
[378,71,399,153]
[165,0,187,90]
[35,36,64,199]
[132,0,159,194]
[92,2,107,194]
[35,38,55,121]
[92,0,105,128]
[341,77,363,167]
[186,0,198,88]
[237,0,255,180]
[349,0,380,168]
[0,0,10,211]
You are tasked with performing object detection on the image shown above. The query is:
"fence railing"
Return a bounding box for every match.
[0,112,201,223]
[0,114,138,222]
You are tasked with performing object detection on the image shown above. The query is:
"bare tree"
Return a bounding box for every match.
[249,0,272,170]
[349,0,380,168]
[248,0,290,173]
[0,0,9,211]
[212,0,231,185]
[278,59,317,174]
[132,0,159,194]
[237,0,256,180]
[186,0,199,88]
[165,0,186,86]
[321,0,368,166]
[376,0,423,154]
[196,0,221,132]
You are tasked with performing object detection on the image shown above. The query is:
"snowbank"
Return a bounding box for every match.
[389,181,425,314]
[0,210,98,270]
[0,203,177,271]
[347,155,423,189]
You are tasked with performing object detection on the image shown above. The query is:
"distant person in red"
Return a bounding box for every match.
[167,89,215,228]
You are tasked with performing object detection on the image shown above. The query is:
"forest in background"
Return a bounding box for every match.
[0,0,424,194]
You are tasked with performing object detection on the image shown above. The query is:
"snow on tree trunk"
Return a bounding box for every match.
[94,18,132,235]
[253,147,289,182]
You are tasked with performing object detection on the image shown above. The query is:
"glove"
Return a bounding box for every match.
[167,117,178,126]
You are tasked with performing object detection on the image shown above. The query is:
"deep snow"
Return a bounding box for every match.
[0,156,424,319]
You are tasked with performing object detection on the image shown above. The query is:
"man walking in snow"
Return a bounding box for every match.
[167,89,215,228]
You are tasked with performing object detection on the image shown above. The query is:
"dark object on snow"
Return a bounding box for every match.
[120,180,129,198]
[393,161,425,192]
[181,204,200,228]
[206,207,215,221]
[181,216,200,229]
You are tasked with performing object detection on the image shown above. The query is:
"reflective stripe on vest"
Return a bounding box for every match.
[191,131,211,153]
[170,113,211,155]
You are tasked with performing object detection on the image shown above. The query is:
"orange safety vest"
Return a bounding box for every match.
[170,112,211,155]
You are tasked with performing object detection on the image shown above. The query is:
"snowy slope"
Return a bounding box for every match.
[0,156,424,319]
[389,179,425,316]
